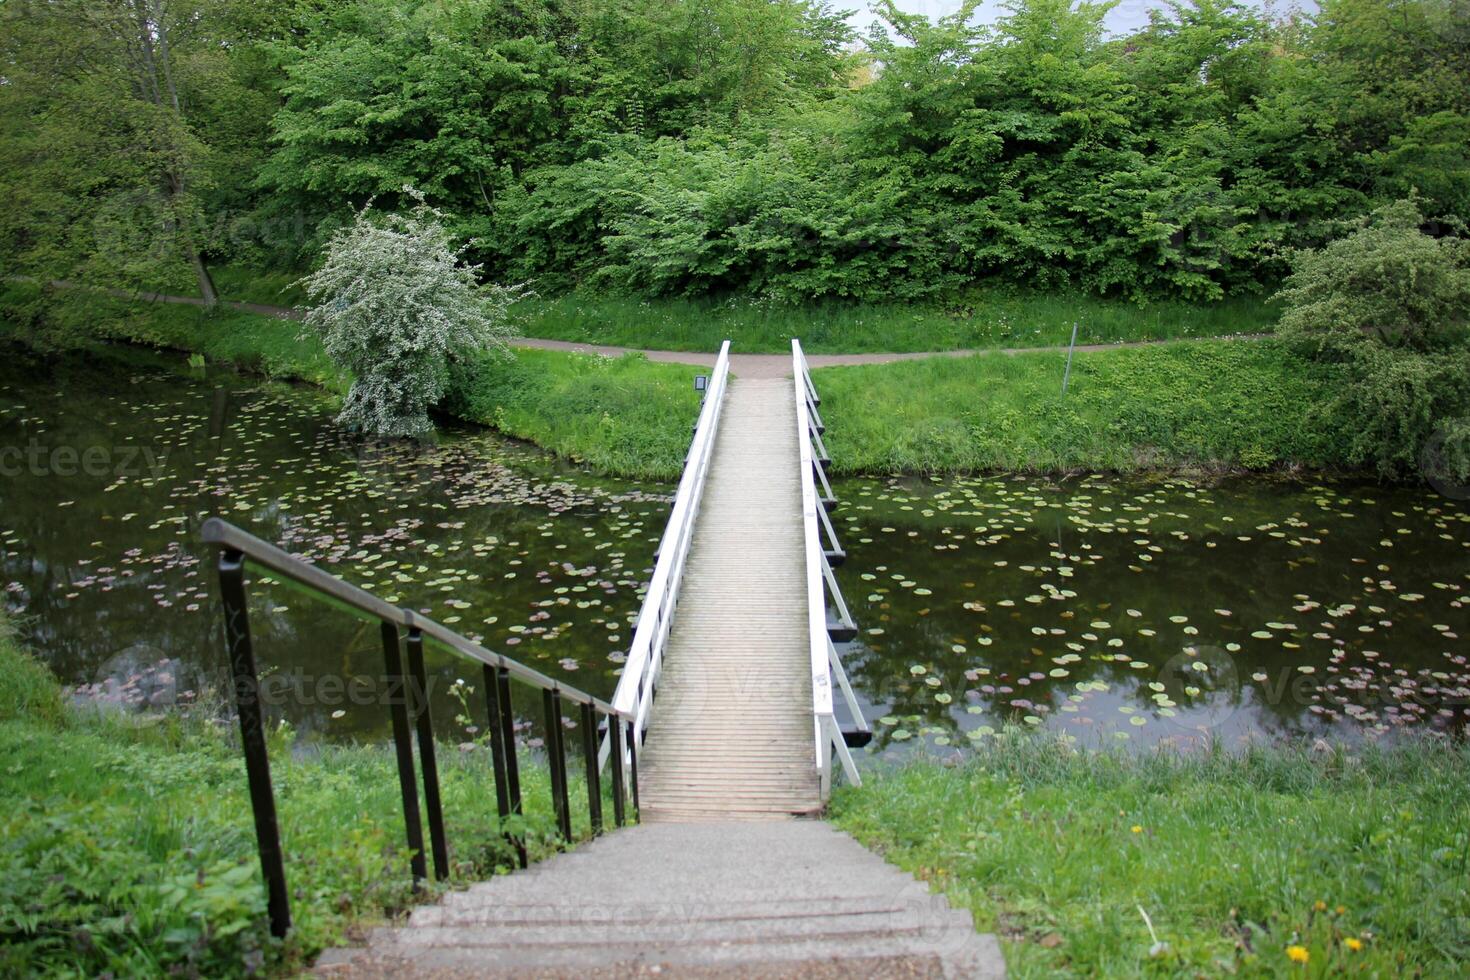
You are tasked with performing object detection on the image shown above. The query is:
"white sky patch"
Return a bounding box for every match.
[845,0,1317,41]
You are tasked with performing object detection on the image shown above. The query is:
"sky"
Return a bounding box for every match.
[845,0,1315,40]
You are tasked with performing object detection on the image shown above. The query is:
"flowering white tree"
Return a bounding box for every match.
[300,191,519,436]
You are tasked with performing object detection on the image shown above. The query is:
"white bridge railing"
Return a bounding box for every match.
[608,341,731,757]
[793,340,867,798]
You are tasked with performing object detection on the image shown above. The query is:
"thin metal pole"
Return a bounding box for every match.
[580,703,603,836]
[626,719,641,819]
[482,663,512,829]
[609,715,627,828]
[493,666,526,868]
[382,621,427,888]
[1061,320,1080,395]
[543,690,573,843]
[217,549,291,939]
[405,628,449,882]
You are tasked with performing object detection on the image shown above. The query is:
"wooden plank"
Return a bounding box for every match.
[638,376,821,818]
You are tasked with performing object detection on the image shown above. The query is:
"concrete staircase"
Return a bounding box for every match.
[317,821,1004,978]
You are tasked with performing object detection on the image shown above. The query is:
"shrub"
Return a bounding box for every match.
[1273,198,1470,477]
[1274,198,1470,352]
[300,192,520,437]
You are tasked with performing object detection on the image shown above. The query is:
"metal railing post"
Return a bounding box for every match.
[217,549,291,939]
[626,719,640,818]
[482,663,512,850]
[405,627,449,882]
[609,715,627,828]
[543,690,573,843]
[581,703,603,836]
[202,518,634,917]
[493,665,527,868]
[381,621,428,887]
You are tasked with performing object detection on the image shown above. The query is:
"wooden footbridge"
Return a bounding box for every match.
[611,340,866,820]
[204,341,1002,976]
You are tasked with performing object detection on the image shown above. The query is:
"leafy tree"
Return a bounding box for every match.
[299,194,519,437]
[0,0,288,307]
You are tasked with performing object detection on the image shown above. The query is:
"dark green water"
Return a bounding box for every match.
[833,474,1470,754]
[0,345,667,747]
[2,345,1467,756]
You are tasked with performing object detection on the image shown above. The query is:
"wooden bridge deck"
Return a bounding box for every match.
[637,376,821,820]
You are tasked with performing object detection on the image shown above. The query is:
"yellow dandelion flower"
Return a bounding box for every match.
[1313,900,1327,912]
[1286,945,1310,964]
[1335,905,1347,915]
[1131,825,1143,834]
[1344,937,1364,952]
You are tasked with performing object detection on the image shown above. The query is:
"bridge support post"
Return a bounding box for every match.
[405,627,449,882]
[626,719,641,818]
[217,548,291,939]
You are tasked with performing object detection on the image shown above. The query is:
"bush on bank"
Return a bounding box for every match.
[0,281,700,480]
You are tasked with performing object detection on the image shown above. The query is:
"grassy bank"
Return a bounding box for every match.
[815,339,1352,475]
[832,736,1470,977]
[514,289,1276,355]
[0,618,602,976]
[1,281,700,480]
[84,267,1280,355]
[3,282,1354,480]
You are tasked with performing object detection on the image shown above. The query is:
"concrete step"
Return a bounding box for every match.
[320,925,1003,978]
[413,893,939,927]
[370,907,973,949]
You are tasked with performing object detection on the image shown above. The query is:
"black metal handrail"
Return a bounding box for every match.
[201,517,637,939]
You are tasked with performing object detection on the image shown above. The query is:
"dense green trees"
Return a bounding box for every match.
[2,0,1467,303]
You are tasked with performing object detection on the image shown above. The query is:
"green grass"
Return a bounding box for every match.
[0,612,614,977]
[448,348,700,479]
[2,280,1354,479]
[180,265,1281,354]
[0,615,64,727]
[815,339,1354,474]
[511,288,1277,354]
[831,735,1470,977]
[208,265,307,309]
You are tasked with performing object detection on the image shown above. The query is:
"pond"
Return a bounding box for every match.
[2,344,1467,757]
[0,345,668,747]
[834,474,1470,754]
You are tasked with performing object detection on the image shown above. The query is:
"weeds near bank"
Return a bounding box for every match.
[831,733,1470,977]
[0,617,598,977]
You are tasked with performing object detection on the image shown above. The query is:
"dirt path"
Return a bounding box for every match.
[33,281,1267,375]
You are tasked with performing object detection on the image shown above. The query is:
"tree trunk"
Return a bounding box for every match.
[191,249,219,307]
